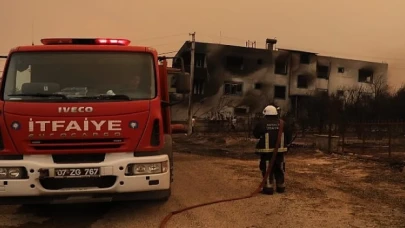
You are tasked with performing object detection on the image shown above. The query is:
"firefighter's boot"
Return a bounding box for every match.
[276,183,285,193]
[262,187,274,195]
[276,187,285,193]
[262,178,274,195]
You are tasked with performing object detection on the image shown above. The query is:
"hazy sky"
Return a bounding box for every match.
[1,0,404,88]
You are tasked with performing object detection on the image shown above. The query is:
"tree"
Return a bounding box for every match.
[370,74,389,98]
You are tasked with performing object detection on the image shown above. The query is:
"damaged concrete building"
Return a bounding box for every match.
[169,39,388,123]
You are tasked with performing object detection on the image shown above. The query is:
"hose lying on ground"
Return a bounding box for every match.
[159,120,285,228]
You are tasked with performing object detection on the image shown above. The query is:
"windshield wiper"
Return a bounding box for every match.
[98,94,131,100]
[8,93,68,99]
[76,94,132,101]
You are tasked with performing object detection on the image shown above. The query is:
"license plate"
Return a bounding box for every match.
[54,168,100,177]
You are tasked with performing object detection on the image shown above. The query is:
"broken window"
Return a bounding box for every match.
[234,106,249,114]
[224,81,243,96]
[274,85,286,99]
[254,83,263,90]
[338,67,345,73]
[297,75,308,88]
[274,60,288,75]
[226,56,244,70]
[300,53,310,64]
[317,64,329,79]
[193,79,205,95]
[358,69,374,83]
[195,53,205,68]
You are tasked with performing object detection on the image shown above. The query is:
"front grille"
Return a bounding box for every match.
[52,153,106,164]
[30,138,125,150]
[40,176,116,190]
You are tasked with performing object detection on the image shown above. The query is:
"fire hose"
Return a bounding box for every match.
[159,120,285,228]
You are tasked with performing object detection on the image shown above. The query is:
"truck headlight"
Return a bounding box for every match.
[127,161,168,175]
[0,167,26,179]
[8,168,23,179]
[0,168,7,178]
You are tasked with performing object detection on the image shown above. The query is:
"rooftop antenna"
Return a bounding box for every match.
[31,21,34,45]
[31,3,35,45]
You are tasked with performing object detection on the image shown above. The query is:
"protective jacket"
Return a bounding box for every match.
[253,118,293,154]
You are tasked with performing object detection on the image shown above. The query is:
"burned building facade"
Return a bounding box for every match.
[169,39,388,122]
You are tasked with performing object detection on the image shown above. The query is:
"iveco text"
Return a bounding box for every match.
[58,107,93,113]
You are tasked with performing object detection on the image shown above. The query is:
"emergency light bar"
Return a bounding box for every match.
[40,38,131,46]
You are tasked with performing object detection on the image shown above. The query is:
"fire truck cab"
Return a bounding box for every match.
[0,38,190,204]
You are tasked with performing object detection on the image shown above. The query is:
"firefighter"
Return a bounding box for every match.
[231,116,237,131]
[106,75,141,96]
[191,116,196,133]
[130,75,141,89]
[253,105,292,195]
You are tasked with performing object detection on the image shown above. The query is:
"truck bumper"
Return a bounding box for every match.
[0,152,171,204]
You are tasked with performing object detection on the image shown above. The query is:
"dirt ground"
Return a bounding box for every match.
[0,134,404,227]
[173,133,405,227]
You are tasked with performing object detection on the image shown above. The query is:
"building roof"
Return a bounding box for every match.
[173,41,386,66]
[174,40,271,57]
[276,48,318,54]
[174,41,320,57]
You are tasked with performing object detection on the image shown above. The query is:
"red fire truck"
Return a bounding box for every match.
[0,38,190,204]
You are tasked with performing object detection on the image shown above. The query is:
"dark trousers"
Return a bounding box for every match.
[259,153,285,189]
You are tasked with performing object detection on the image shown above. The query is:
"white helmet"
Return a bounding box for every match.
[262,105,278,116]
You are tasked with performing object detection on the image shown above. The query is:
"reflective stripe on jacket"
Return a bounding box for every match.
[253,118,291,154]
[255,132,288,153]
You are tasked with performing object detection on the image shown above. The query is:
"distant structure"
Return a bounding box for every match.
[168,38,388,122]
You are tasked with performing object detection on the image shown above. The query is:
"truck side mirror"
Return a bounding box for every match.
[175,72,191,94]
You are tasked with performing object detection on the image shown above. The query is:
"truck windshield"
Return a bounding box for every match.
[2,51,156,101]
